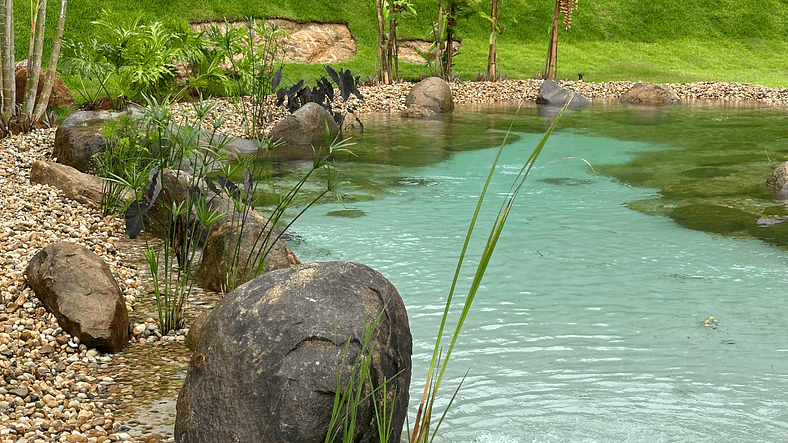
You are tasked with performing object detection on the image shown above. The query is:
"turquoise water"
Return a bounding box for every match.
[286,105,788,442]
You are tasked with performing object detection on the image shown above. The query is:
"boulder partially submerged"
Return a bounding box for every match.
[620,82,680,104]
[536,79,592,108]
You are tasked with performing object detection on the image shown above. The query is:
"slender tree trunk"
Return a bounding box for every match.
[387,0,397,81]
[487,0,499,81]
[443,0,457,81]
[435,0,444,77]
[0,0,6,115]
[23,0,47,123]
[375,0,391,84]
[33,0,66,122]
[543,0,561,79]
[444,1,455,79]
[2,0,15,117]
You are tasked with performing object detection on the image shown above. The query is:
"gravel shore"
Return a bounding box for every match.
[171,79,788,139]
[2,79,787,442]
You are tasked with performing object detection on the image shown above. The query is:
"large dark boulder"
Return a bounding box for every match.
[53,110,129,173]
[175,261,412,443]
[404,76,454,113]
[268,102,340,158]
[619,82,680,104]
[24,242,129,353]
[536,79,592,108]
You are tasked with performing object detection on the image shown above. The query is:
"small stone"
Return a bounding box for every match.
[10,387,29,398]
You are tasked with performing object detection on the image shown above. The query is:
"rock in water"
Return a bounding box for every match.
[175,261,412,443]
[404,76,454,114]
[767,161,788,202]
[536,79,592,108]
[619,82,680,104]
[24,242,129,352]
[268,102,340,156]
[194,208,300,293]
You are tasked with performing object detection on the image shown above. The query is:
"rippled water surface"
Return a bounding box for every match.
[286,103,788,442]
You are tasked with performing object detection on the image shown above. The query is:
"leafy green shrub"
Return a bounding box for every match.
[94,114,154,215]
[201,17,285,138]
[120,95,348,332]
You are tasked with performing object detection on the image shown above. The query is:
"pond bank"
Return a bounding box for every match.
[1,80,787,443]
[170,79,788,139]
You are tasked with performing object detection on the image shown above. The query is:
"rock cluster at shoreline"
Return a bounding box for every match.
[171,79,788,139]
[1,79,787,442]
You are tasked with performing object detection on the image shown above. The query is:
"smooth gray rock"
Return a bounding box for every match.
[268,102,340,156]
[536,79,592,108]
[404,76,454,113]
[24,242,129,352]
[175,261,412,443]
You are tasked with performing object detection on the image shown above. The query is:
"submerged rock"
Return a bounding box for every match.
[268,102,340,156]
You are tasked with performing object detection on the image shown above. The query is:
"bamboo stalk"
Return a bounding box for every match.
[23,0,47,124]
[1,0,15,116]
[33,0,67,122]
[487,0,499,81]
[543,0,561,79]
[375,0,391,84]
[0,0,6,115]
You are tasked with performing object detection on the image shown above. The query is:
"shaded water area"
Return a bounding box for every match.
[283,102,788,442]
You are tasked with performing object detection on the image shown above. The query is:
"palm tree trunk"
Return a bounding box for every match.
[23,0,47,124]
[0,0,6,115]
[444,1,456,79]
[387,0,396,81]
[33,0,67,122]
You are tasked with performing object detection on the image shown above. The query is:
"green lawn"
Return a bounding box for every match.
[11,0,788,88]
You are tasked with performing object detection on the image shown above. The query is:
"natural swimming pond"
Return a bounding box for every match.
[285,102,788,442]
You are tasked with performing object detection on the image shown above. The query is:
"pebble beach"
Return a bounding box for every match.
[2,79,787,442]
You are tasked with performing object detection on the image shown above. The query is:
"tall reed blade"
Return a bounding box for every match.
[411,99,571,443]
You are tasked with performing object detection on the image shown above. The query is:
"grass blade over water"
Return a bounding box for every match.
[409,99,570,443]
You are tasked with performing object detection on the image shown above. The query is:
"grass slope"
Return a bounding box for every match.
[11,0,788,87]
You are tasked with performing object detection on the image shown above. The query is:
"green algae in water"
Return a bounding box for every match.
[570,103,788,249]
[670,203,754,234]
[327,209,365,217]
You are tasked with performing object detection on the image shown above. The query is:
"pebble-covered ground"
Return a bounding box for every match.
[2,79,787,442]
